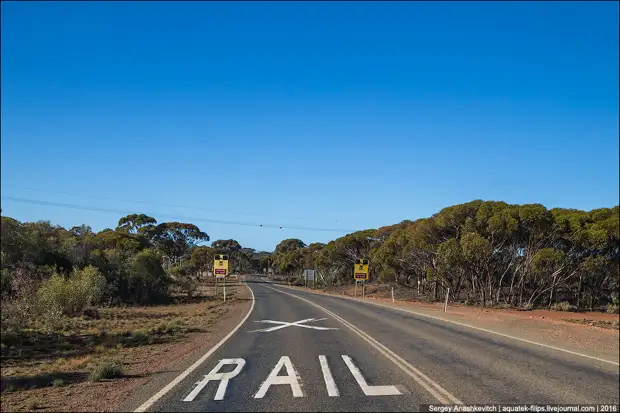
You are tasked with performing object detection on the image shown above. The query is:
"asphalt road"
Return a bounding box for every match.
[138,279,619,412]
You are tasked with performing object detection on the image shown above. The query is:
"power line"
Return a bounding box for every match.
[1,196,358,234]
[21,187,346,224]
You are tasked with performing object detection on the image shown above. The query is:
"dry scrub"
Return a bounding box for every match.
[1,282,247,412]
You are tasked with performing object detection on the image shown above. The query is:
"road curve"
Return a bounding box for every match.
[139,279,619,412]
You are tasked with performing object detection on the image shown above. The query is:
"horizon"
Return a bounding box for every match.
[2,1,618,251]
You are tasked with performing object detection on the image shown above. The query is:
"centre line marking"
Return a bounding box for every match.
[263,284,462,404]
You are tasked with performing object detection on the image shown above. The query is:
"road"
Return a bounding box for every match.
[136,279,620,412]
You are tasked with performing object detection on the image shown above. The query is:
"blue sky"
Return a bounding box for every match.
[1,1,618,251]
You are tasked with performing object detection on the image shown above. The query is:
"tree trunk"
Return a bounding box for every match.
[548,278,555,309]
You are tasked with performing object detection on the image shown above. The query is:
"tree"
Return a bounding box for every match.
[153,222,210,261]
[116,214,157,236]
[191,246,215,274]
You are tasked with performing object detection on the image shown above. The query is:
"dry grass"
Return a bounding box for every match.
[0,283,245,401]
[565,318,620,330]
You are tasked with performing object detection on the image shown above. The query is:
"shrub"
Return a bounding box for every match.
[122,330,150,347]
[551,301,576,312]
[521,302,534,311]
[26,398,40,410]
[607,303,619,314]
[118,250,171,305]
[52,378,65,387]
[89,359,123,382]
[37,266,106,317]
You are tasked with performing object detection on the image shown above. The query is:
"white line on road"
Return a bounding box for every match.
[249,318,338,332]
[341,355,401,396]
[279,284,620,367]
[183,358,245,402]
[263,284,462,404]
[134,283,256,412]
[254,356,304,399]
[318,355,340,397]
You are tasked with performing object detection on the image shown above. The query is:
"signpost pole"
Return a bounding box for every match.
[224,280,226,302]
[354,281,357,297]
[362,281,365,299]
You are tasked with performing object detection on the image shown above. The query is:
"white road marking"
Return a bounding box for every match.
[133,283,255,412]
[254,356,304,399]
[318,355,340,397]
[279,284,620,367]
[264,284,462,404]
[341,355,402,396]
[183,358,245,402]
[249,318,338,333]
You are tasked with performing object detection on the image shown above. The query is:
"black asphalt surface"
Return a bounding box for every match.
[141,279,619,412]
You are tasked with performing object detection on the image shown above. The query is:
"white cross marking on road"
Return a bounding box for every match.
[249,318,338,333]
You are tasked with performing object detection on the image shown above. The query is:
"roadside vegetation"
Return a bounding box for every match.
[265,201,619,313]
[0,213,249,401]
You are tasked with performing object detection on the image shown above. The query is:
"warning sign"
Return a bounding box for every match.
[353,259,369,281]
[214,254,229,278]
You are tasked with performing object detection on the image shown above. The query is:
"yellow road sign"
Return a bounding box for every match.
[353,259,369,281]
[214,254,229,277]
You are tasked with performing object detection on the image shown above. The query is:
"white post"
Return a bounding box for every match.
[417,279,420,294]
[444,288,450,312]
[391,287,395,303]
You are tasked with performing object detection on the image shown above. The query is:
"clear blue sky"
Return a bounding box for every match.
[1,1,618,251]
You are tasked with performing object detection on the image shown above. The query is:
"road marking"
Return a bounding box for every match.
[134,283,256,412]
[342,355,402,396]
[278,284,620,367]
[318,355,340,397]
[254,356,304,399]
[249,318,338,332]
[263,284,462,404]
[183,358,245,402]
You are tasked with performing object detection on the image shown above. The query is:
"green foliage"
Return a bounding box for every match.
[37,265,106,317]
[123,249,172,305]
[169,263,198,298]
[52,378,66,387]
[284,201,619,310]
[153,222,209,260]
[89,359,124,381]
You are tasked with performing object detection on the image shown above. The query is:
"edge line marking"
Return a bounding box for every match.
[134,282,256,412]
[276,284,620,367]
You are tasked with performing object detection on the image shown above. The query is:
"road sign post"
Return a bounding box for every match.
[353,259,369,298]
[214,254,229,301]
[303,269,316,289]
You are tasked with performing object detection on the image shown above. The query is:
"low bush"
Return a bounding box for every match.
[52,378,65,387]
[121,329,151,347]
[89,359,123,382]
[551,301,576,312]
[607,303,619,314]
[37,266,106,317]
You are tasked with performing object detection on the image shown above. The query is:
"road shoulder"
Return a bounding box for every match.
[0,283,254,413]
[117,283,253,412]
